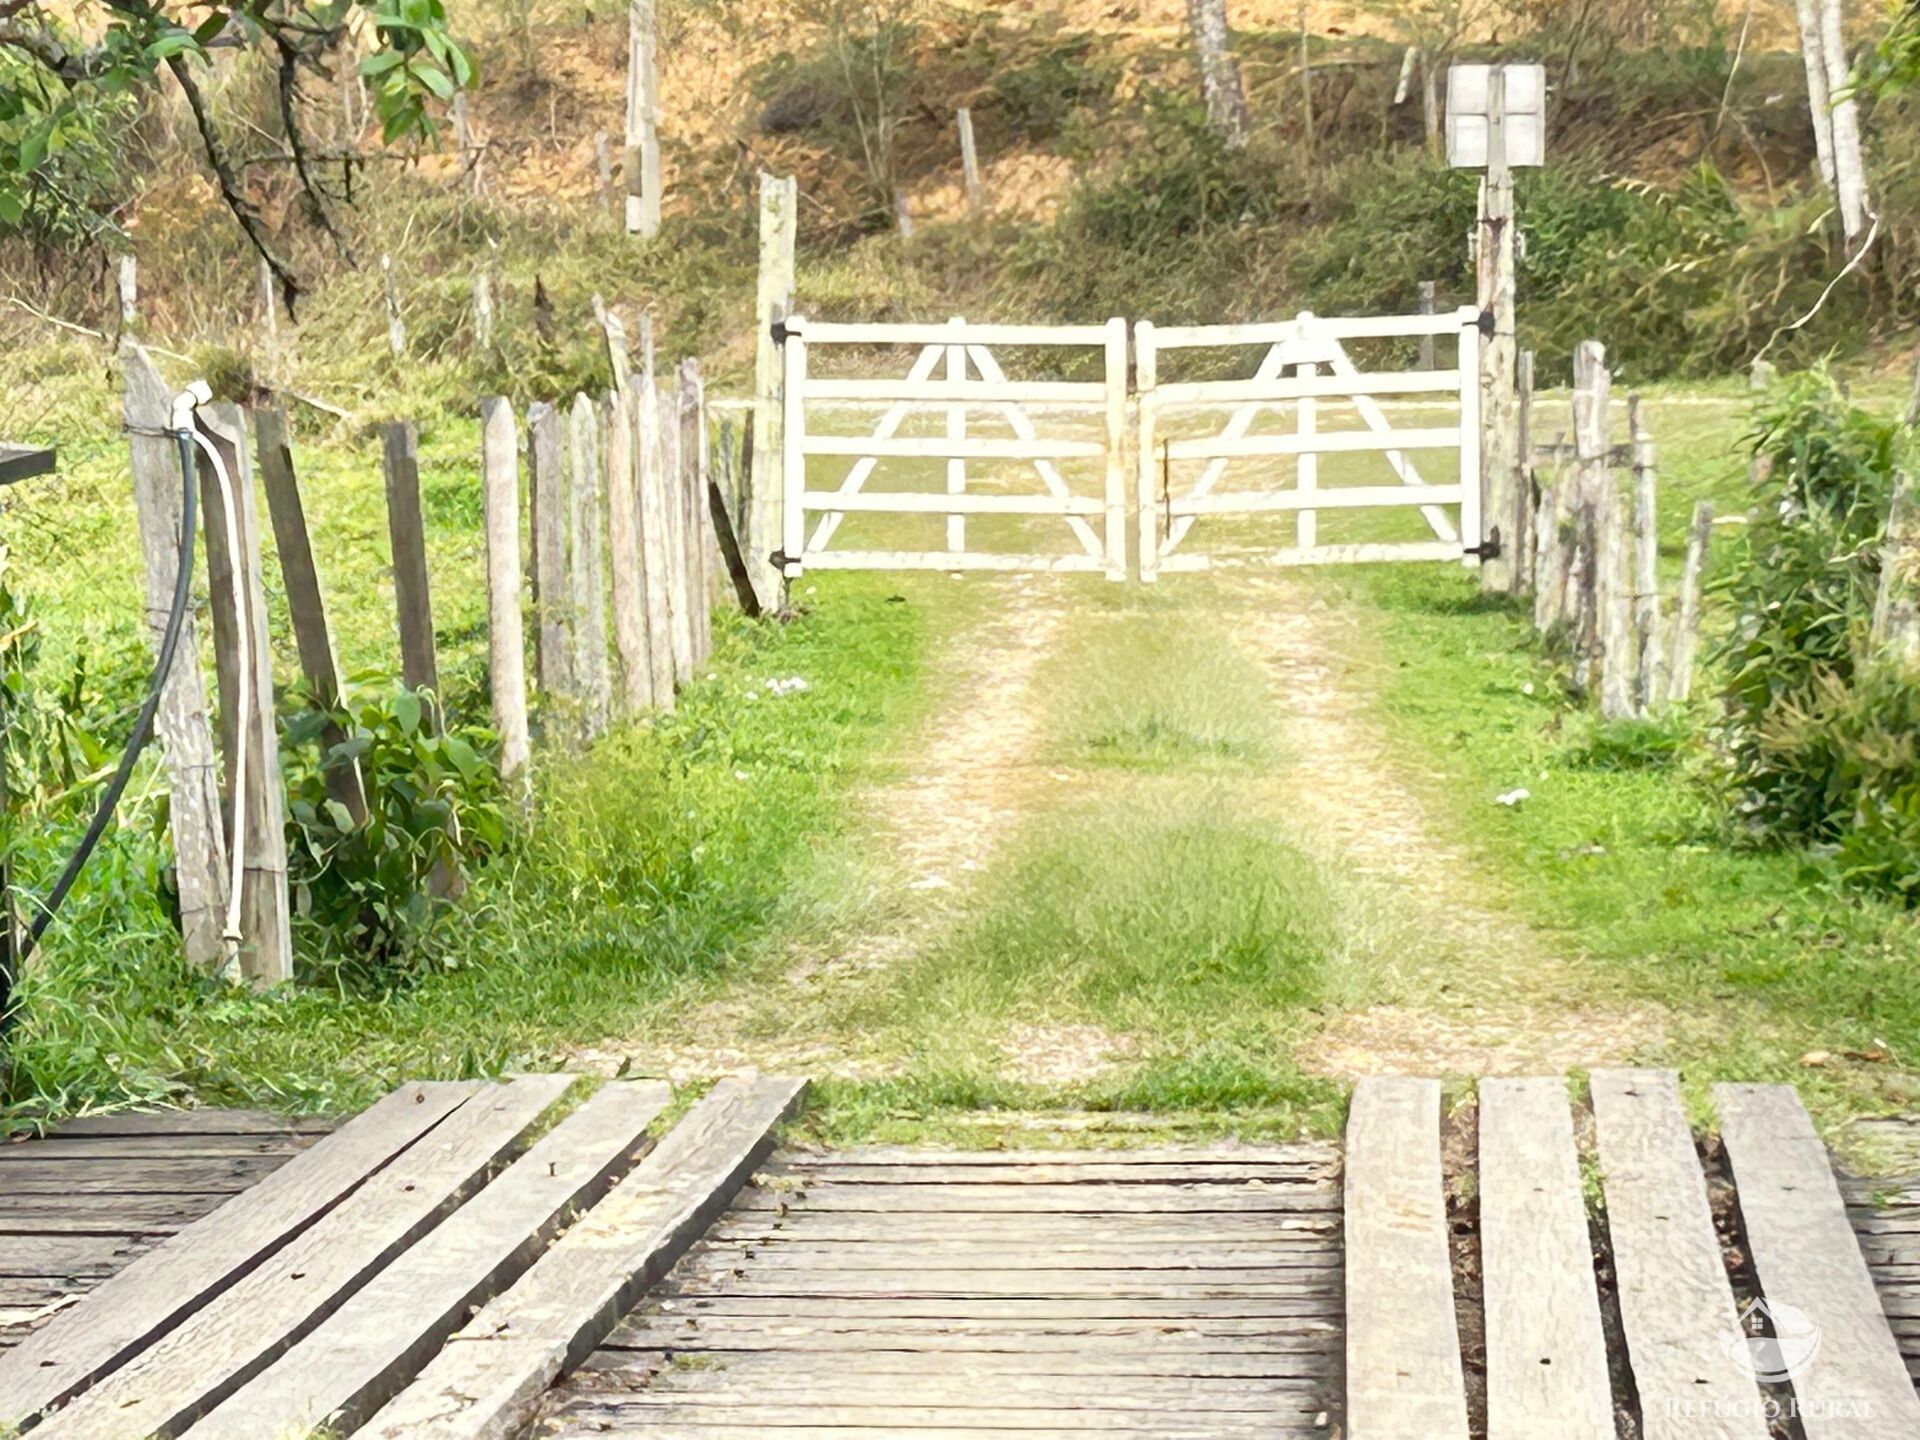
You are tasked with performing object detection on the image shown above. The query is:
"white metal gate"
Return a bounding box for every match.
[1136,307,1484,579]
[779,317,1128,579]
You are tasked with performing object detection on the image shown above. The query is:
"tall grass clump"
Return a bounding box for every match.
[1716,371,1920,899]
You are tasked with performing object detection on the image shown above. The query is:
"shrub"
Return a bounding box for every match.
[281,684,510,972]
[1713,370,1920,900]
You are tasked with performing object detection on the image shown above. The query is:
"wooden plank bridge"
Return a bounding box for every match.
[2,1070,1919,1438]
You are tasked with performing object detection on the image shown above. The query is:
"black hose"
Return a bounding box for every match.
[0,429,200,1023]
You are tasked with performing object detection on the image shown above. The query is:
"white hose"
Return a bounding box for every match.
[173,386,249,977]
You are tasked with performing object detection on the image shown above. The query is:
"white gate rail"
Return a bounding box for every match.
[780,317,1128,579]
[1136,307,1484,580]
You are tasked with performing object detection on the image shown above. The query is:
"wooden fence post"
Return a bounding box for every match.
[1872,474,1920,674]
[1417,281,1436,370]
[1514,349,1535,596]
[255,406,368,823]
[957,107,984,211]
[257,259,281,379]
[894,189,914,237]
[453,92,481,198]
[601,387,652,713]
[472,271,494,349]
[1569,340,1610,692]
[381,254,405,357]
[121,342,229,972]
[195,403,293,986]
[657,376,694,682]
[680,358,713,666]
[1667,501,1714,705]
[117,254,138,331]
[382,422,441,720]
[595,131,615,213]
[635,369,679,709]
[748,172,797,613]
[569,392,612,736]
[1477,73,1518,595]
[479,398,531,794]
[625,0,662,237]
[527,402,573,698]
[709,419,762,617]
[1627,395,1662,711]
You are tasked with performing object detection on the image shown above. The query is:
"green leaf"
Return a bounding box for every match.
[393,689,422,736]
[360,50,407,78]
[415,64,455,102]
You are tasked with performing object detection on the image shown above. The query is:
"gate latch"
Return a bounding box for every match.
[770,318,791,345]
[1464,526,1503,561]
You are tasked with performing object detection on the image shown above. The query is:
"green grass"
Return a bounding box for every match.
[2,575,929,1132]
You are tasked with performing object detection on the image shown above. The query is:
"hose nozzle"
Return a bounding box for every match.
[169,381,213,432]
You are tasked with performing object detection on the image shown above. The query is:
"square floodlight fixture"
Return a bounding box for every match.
[1446,63,1546,169]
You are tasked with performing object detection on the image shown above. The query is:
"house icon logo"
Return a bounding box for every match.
[1722,1298,1822,1382]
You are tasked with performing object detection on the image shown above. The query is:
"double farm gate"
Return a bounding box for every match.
[777,307,1487,581]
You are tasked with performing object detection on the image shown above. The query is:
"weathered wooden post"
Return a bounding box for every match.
[382,422,441,718]
[1627,395,1662,711]
[1417,281,1436,370]
[472,271,494,349]
[1514,349,1535,595]
[453,92,481,198]
[657,378,694,682]
[710,419,762,617]
[527,402,572,699]
[595,131,615,214]
[1872,476,1920,674]
[195,403,293,985]
[635,366,679,709]
[479,398,531,794]
[594,304,654,712]
[257,259,281,378]
[894,189,914,237]
[121,343,228,972]
[1298,1,1314,152]
[956,108,984,211]
[117,255,138,332]
[1667,501,1714,704]
[1569,340,1610,691]
[568,393,612,737]
[748,172,797,612]
[679,359,713,665]
[625,0,662,238]
[381,254,406,357]
[1476,77,1517,593]
[255,406,368,823]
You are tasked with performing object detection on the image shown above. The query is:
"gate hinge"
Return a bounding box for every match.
[1475,308,1496,338]
[1464,526,1502,561]
[770,318,791,345]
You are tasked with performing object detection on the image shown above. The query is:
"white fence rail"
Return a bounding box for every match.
[1136,307,1484,580]
[780,316,1129,580]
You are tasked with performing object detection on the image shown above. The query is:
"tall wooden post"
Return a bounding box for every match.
[596,305,654,713]
[1185,0,1250,149]
[748,172,797,613]
[382,422,441,717]
[527,402,572,698]
[657,378,694,683]
[117,255,138,331]
[1477,71,1518,594]
[569,393,612,737]
[1872,476,1920,674]
[1569,340,1610,690]
[1515,349,1535,596]
[956,108,984,211]
[381,254,406,357]
[1627,395,1662,711]
[625,0,662,238]
[257,259,281,379]
[121,343,229,972]
[479,398,531,794]
[453,92,481,198]
[195,404,293,986]
[679,359,713,666]
[472,271,494,349]
[1667,501,1714,704]
[635,368,679,710]
[255,406,367,823]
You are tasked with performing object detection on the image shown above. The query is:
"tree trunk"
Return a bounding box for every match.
[1186,0,1251,149]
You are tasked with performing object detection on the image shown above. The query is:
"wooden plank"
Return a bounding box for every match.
[1151,310,1473,347]
[253,405,367,822]
[479,398,531,789]
[732,1182,1336,1213]
[568,391,612,736]
[800,491,1106,516]
[1155,542,1463,572]
[802,434,1104,461]
[1343,1076,1468,1440]
[0,1196,223,1232]
[0,1081,474,1428]
[607,1314,1337,1350]
[1168,486,1464,515]
[30,1076,574,1439]
[36,1110,331,1138]
[635,370,680,710]
[1478,1078,1612,1440]
[546,1400,1295,1435]
[804,378,1105,403]
[804,551,1110,574]
[1166,427,1461,461]
[184,1081,670,1440]
[119,342,227,970]
[583,1347,1331,1381]
[656,378,695,680]
[666,1269,1340,1298]
[0,1236,151,1280]
[382,421,441,711]
[0,1156,282,1194]
[799,320,1110,347]
[1154,371,1462,404]
[1716,1082,1920,1437]
[0,1134,313,1160]
[747,172,796,611]
[361,1074,807,1440]
[1589,1069,1766,1440]
[601,385,653,713]
[678,359,714,667]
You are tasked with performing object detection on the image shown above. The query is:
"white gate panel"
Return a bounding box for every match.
[780,317,1128,580]
[1136,308,1484,580]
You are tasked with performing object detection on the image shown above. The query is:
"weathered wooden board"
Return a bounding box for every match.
[1478,1077,1613,1440]
[1717,1082,1920,1438]
[583,1348,1332,1381]
[0,1156,282,1194]
[32,1110,331,1137]
[1343,1076,1469,1440]
[28,1076,571,1439]
[1590,1069,1767,1440]
[184,1080,670,1440]
[361,1074,806,1440]
[735,1181,1336,1213]
[0,1081,472,1428]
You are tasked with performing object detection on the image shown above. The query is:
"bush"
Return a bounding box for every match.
[1713,370,1920,900]
[281,684,510,972]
